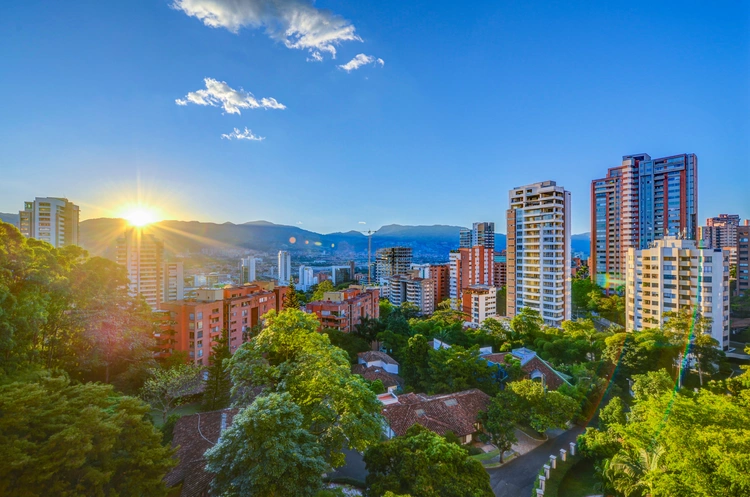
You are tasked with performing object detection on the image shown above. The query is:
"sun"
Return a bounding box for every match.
[123,207,157,227]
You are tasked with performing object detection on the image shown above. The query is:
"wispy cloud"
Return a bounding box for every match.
[358,221,366,224]
[338,54,384,72]
[176,78,285,115]
[172,0,361,59]
[221,127,265,141]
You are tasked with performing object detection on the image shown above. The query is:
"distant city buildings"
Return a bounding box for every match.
[411,263,450,306]
[737,221,750,295]
[388,272,435,315]
[625,237,729,350]
[375,247,413,285]
[591,153,698,291]
[277,250,291,285]
[506,181,571,327]
[331,264,354,286]
[239,256,260,284]
[298,265,315,291]
[461,284,497,325]
[305,286,380,333]
[493,250,507,289]
[459,222,495,250]
[116,228,184,309]
[18,197,79,248]
[449,245,494,305]
[699,214,741,266]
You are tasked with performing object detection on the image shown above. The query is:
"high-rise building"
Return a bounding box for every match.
[116,229,182,309]
[737,221,750,295]
[449,246,494,305]
[699,214,740,249]
[240,257,260,284]
[591,153,698,291]
[298,265,314,291]
[493,251,507,288]
[429,263,451,304]
[18,197,80,248]
[626,238,729,350]
[331,265,353,285]
[388,273,435,316]
[277,251,291,285]
[375,247,413,284]
[459,222,495,250]
[461,285,497,325]
[507,181,571,327]
[305,286,380,333]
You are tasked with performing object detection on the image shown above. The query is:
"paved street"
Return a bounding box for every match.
[488,427,585,497]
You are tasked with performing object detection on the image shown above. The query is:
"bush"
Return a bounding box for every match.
[160,413,181,445]
[466,446,485,456]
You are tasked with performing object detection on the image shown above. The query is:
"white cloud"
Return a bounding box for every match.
[221,127,266,141]
[338,54,384,72]
[358,221,366,224]
[172,0,361,59]
[176,78,285,115]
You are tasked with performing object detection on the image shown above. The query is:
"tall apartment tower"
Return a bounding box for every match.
[449,246,494,304]
[116,229,183,308]
[591,153,698,291]
[626,238,729,350]
[699,214,741,249]
[19,197,80,248]
[506,181,571,327]
[375,247,413,285]
[737,221,750,295]
[277,251,291,285]
[459,222,495,250]
[298,266,314,291]
[240,257,259,284]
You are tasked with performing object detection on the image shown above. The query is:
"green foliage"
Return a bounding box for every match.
[0,372,175,497]
[283,278,301,309]
[368,379,386,394]
[227,309,382,468]
[205,392,327,497]
[427,345,500,396]
[140,363,202,423]
[598,396,626,430]
[510,307,544,340]
[508,380,579,434]
[631,369,674,401]
[310,280,335,302]
[400,334,431,391]
[323,327,371,363]
[479,390,519,462]
[160,413,181,445]
[364,424,493,497]
[201,332,232,411]
[496,286,507,316]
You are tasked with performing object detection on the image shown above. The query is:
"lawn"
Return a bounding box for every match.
[150,403,201,427]
[557,458,599,497]
[470,448,500,462]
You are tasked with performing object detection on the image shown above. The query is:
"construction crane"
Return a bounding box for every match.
[362,229,375,284]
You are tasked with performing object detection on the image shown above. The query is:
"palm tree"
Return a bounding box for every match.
[605,445,666,497]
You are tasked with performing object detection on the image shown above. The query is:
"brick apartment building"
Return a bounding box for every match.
[305,286,380,333]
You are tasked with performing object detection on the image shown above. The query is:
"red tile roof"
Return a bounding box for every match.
[381,389,491,437]
[352,364,403,388]
[165,408,238,497]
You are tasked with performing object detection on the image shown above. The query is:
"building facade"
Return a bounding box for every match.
[239,257,260,284]
[375,247,413,284]
[625,238,729,350]
[493,251,507,288]
[699,214,741,249]
[305,286,380,332]
[18,197,80,248]
[507,181,571,327]
[298,265,315,291]
[591,153,698,292]
[461,285,497,325]
[277,251,291,285]
[737,221,750,295]
[388,273,435,315]
[459,222,495,250]
[449,245,494,305]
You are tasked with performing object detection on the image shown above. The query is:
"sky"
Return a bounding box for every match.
[1,0,748,234]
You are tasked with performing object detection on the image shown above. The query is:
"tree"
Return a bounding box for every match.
[205,392,327,497]
[140,364,202,423]
[227,309,383,468]
[202,332,232,411]
[310,280,334,301]
[0,373,174,497]
[400,334,431,391]
[427,345,500,396]
[353,315,387,343]
[509,307,544,340]
[283,278,301,310]
[605,446,667,497]
[323,328,371,363]
[508,380,579,434]
[479,390,520,462]
[496,286,507,316]
[631,369,674,401]
[598,396,626,430]
[399,301,420,320]
[364,424,493,497]
[691,332,724,386]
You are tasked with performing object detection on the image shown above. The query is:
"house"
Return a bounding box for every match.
[481,347,571,391]
[164,408,238,497]
[380,389,491,443]
[352,364,404,391]
[357,350,399,374]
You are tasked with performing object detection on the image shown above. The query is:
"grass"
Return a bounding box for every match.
[150,403,201,427]
[557,458,598,497]
[532,453,581,497]
[470,448,500,462]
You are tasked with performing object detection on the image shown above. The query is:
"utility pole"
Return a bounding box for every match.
[366,230,374,284]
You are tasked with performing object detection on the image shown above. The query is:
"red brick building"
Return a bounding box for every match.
[305,286,380,332]
[429,263,451,304]
[158,284,284,365]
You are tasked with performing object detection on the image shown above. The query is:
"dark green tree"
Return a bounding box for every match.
[364,424,493,497]
[479,390,520,462]
[283,278,301,309]
[202,331,232,411]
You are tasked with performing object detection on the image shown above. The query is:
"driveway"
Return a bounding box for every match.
[487,427,584,497]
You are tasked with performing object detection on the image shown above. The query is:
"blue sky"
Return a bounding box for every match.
[1,0,748,234]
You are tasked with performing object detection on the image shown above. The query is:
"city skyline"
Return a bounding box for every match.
[1,1,748,233]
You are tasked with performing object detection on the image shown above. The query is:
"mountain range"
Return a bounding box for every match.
[0,214,591,259]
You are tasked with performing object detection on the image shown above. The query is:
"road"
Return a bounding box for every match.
[488,427,585,497]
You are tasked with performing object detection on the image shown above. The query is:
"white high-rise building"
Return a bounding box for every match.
[298,266,314,291]
[19,197,80,248]
[240,257,260,284]
[626,238,730,350]
[277,251,291,285]
[506,181,571,327]
[462,285,497,325]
